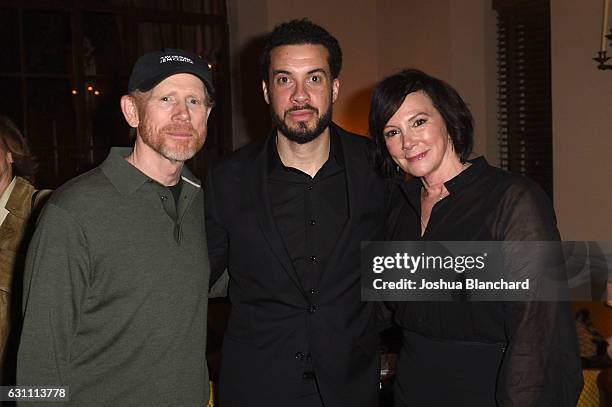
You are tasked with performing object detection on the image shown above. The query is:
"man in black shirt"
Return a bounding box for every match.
[205,19,387,407]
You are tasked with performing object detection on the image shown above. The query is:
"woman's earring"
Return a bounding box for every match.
[396,165,401,173]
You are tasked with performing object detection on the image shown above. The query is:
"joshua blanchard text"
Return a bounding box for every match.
[373,278,530,290]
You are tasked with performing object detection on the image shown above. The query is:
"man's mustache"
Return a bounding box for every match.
[285,105,318,115]
[162,125,198,136]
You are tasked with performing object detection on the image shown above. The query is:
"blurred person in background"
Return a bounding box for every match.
[0,115,50,385]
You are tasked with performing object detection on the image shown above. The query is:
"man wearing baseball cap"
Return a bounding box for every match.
[16,49,214,406]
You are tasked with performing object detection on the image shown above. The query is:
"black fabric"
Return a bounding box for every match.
[387,157,583,406]
[268,130,348,294]
[168,182,182,206]
[394,331,503,407]
[205,123,388,407]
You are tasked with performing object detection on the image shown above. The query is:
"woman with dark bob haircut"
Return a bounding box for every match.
[369,69,583,406]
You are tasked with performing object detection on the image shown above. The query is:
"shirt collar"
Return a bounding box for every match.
[267,125,345,175]
[101,147,201,195]
[399,156,489,203]
[0,177,16,210]
[0,177,16,226]
[443,156,488,194]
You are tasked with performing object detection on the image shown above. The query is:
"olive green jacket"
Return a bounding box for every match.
[0,177,50,383]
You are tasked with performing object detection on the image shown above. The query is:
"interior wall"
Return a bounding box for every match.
[449,0,491,159]
[226,0,270,148]
[376,1,452,81]
[551,0,612,240]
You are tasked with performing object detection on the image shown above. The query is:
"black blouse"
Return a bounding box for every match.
[386,157,583,406]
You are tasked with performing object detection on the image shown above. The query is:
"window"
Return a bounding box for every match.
[493,0,553,198]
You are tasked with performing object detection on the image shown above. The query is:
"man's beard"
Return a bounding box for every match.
[272,104,333,144]
[138,122,205,162]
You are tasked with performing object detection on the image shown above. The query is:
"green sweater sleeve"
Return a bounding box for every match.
[17,203,90,388]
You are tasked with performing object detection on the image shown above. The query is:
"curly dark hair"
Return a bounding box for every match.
[260,18,342,83]
[369,69,474,179]
[0,115,37,183]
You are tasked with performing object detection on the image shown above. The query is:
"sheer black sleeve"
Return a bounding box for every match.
[495,179,583,406]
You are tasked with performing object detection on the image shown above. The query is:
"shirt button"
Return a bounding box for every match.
[309,256,316,262]
[295,352,305,360]
[160,195,168,201]
[309,219,316,226]
[306,185,313,191]
[309,288,316,295]
[307,305,316,313]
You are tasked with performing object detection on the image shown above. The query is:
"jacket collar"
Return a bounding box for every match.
[5,177,36,219]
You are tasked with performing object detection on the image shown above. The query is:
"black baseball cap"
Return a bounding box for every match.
[127,48,214,94]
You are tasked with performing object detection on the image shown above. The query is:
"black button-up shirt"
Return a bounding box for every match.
[267,131,348,292]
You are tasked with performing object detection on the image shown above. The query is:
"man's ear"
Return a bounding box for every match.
[121,95,140,128]
[332,78,340,104]
[262,81,270,104]
[6,152,12,165]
